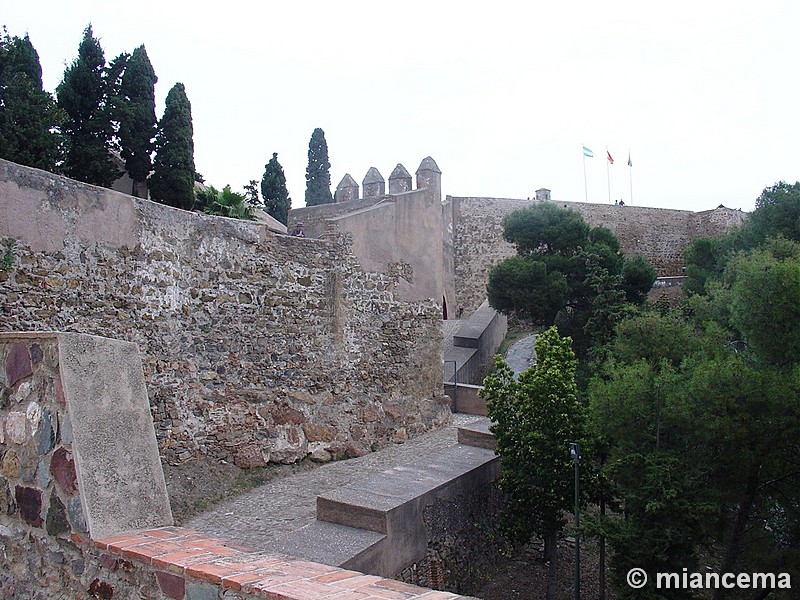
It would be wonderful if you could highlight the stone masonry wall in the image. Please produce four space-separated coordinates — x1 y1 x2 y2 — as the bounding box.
0 160 449 467
449 196 746 316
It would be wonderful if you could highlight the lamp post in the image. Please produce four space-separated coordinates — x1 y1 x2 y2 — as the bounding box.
569 442 581 600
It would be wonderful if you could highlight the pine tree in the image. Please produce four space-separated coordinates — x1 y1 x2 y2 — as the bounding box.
304 127 333 206
149 82 195 210
56 25 119 187
118 45 156 197
261 152 291 224
0 31 63 171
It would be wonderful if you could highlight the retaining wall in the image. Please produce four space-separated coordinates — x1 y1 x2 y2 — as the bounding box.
0 160 449 467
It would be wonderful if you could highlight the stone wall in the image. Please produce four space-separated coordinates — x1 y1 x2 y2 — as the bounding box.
396 481 505 595
448 196 746 316
0 160 449 467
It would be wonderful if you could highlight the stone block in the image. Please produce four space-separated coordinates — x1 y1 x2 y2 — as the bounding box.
457 418 496 450
303 423 336 442
46 493 69 536
57 333 173 538
5 343 32 387
36 409 55 455
50 447 78 496
66 495 87 533
15 485 43 527
234 444 268 469
156 570 185 600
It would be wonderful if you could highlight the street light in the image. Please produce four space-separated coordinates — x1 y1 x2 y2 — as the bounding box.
569 442 581 600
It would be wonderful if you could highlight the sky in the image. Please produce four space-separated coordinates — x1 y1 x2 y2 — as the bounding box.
5 1 799 213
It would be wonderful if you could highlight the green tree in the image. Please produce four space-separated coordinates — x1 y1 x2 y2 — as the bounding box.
304 127 333 206
621 253 658 304
243 180 260 206
722 238 800 366
488 203 654 360
149 82 195 210
56 25 119 187
198 184 255 220
483 327 584 600
261 152 291 224
590 308 800 598
503 201 590 256
118 45 157 197
0 30 63 171
684 181 800 295
748 181 800 244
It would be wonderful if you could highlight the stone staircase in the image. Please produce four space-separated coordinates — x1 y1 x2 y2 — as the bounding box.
264 417 497 579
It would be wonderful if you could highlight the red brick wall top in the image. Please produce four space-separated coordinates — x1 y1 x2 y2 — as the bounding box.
87 527 469 599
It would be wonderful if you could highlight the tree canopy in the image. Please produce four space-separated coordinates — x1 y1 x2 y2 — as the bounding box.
0 30 63 171
483 327 585 599
261 152 291 225
487 202 656 358
304 127 333 206
149 82 195 210
588 183 800 597
118 45 157 197
56 25 119 187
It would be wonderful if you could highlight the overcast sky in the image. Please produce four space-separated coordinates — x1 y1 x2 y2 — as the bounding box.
5 1 798 213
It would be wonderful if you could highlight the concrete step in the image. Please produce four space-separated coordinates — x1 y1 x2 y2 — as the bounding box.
265 520 385 569
457 416 496 450
315 442 498 576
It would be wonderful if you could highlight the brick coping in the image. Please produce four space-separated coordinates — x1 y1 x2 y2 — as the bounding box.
84 527 469 599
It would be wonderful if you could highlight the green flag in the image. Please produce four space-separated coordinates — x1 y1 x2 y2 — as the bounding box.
583 146 593 158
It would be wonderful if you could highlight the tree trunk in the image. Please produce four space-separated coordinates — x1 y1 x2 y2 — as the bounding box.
713 474 760 600
599 497 606 600
544 530 559 600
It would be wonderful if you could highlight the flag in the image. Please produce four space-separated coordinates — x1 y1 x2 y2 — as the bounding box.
627 152 632 167
583 146 593 158
607 150 614 164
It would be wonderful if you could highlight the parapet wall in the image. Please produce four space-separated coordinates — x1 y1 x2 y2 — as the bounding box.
0 159 449 467
449 196 746 315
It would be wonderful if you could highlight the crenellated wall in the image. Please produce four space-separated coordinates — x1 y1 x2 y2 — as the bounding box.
289 157 450 312
0 159 450 467
447 196 746 316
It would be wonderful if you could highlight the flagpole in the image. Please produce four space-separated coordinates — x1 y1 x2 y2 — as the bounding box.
606 148 611 203
628 151 633 204
583 153 588 203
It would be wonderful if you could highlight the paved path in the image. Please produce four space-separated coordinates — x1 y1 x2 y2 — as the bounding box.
505 334 536 378
185 413 483 551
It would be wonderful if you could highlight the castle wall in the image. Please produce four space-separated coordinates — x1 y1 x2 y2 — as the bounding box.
288 196 387 239
449 196 746 316
288 163 449 309
0 159 449 467
327 188 445 305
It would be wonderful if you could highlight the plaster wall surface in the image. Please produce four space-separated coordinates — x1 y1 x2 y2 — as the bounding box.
0 160 449 467
329 188 445 304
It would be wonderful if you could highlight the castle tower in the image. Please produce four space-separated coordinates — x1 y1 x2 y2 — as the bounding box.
415 156 442 203
388 164 413 194
535 188 551 201
335 173 359 203
363 167 385 198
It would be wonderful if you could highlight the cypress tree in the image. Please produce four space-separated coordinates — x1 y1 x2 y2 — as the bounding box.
56 25 119 187
261 152 291 225
304 127 333 206
118 45 156 197
149 82 195 210
0 31 63 171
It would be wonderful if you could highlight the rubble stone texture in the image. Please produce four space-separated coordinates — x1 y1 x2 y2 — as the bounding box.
0 159 449 468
